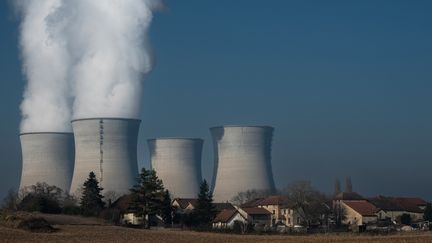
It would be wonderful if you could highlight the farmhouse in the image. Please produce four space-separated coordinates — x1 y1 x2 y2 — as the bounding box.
212 209 247 229
339 200 378 226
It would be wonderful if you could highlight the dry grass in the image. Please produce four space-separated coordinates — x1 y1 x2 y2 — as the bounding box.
0 225 431 243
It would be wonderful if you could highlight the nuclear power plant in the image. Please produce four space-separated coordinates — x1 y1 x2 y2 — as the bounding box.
19 122 276 202
69 118 140 196
210 126 276 202
19 132 75 192
148 138 203 198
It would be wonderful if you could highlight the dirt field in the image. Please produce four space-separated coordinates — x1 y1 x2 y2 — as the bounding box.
0 225 431 243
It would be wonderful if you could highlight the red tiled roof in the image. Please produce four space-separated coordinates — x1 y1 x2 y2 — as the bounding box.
343 200 378 216
241 195 291 208
241 207 271 215
240 198 264 208
394 197 427 213
368 196 405 211
213 209 240 223
214 202 235 212
255 195 290 206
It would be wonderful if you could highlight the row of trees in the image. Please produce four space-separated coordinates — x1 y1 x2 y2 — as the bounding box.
1 167 219 229
127 168 217 228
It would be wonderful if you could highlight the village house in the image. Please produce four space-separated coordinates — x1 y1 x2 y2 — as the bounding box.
171 198 198 214
394 197 427 221
339 200 378 226
238 207 272 227
369 196 427 222
369 196 408 221
212 209 247 229
249 195 304 227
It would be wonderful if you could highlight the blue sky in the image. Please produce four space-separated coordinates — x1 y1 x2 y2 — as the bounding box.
1 0 431 200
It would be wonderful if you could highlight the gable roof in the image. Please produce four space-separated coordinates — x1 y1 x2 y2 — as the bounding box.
368 196 405 212
241 207 271 215
111 194 134 212
343 200 378 217
255 195 290 206
240 198 264 208
241 195 292 208
214 202 235 212
172 198 198 209
334 192 364 200
213 209 244 223
394 197 427 213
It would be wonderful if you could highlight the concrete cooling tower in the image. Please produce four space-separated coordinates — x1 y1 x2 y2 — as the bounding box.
69 118 140 196
210 125 276 202
148 138 203 198
19 132 75 192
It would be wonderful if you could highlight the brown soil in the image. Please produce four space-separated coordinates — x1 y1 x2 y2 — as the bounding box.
0 225 431 243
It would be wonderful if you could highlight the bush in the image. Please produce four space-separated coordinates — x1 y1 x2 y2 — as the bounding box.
18 194 62 214
62 205 81 215
17 217 55 233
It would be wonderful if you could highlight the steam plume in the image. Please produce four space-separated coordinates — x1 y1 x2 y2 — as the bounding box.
17 0 161 132
60 0 161 119
17 0 72 133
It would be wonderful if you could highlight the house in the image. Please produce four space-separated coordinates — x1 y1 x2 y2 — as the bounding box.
110 195 144 225
212 209 247 229
214 202 236 212
172 198 198 213
369 196 407 221
394 197 427 222
238 207 272 227
340 200 378 226
369 196 427 222
240 195 306 227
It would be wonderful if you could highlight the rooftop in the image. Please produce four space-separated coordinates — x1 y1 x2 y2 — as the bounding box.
241 207 271 215
343 200 378 216
213 209 240 223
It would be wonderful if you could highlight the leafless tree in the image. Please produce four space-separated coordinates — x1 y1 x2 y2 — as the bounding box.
104 190 119 207
1 188 19 211
284 180 330 227
230 189 272 206
333 202 347 227
334 178 341 196
345 177 352 193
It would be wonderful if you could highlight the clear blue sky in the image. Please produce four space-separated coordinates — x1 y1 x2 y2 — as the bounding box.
1 0 431 200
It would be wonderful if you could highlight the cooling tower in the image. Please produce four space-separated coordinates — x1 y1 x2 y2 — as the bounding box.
211 125 276 202
148 138 203 198
69 118 140 196
19 132 75 192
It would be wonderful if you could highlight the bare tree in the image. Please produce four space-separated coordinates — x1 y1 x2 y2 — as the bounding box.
333 202 347 227
104 191 119 207
230 189 272 206
334 178 341 196
284 180 330 227
1 188 19 211
345 177 352 193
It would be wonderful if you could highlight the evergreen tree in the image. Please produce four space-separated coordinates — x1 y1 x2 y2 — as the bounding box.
424 203 432 222
129 168 165 228
161 190 173 227
192 180 217 227
80 172 105 216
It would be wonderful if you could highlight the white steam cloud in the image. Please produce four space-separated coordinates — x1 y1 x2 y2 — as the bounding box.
17 0 161 132
18 0 72 133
